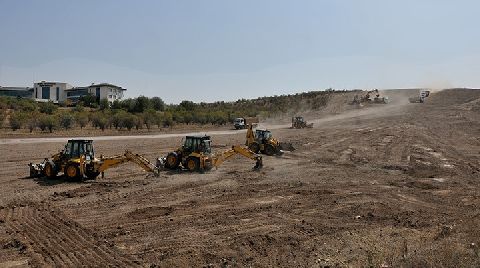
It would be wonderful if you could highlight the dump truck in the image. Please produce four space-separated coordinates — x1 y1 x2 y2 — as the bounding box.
161 135 262 172
234 117 259 129
245 124 294 155
409 90 430 103
29 139 159 180
291 116 313 129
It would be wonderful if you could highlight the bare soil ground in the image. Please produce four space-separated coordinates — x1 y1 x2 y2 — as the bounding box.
0 89 479 267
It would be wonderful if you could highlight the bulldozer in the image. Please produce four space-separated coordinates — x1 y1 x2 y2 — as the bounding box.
352 89 389 106
245 124 294 155
162 135 262 172
291 116 313 129
29 139 159 180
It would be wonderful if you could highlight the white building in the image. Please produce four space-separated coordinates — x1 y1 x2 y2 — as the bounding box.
33 81 73 103
88 83 126 103
32 81 126 103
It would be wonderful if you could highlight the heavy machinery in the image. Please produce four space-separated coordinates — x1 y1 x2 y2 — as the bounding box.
245 124 294 155
291 116 313 129
409 90 430 103
162 135 262 172
29 139 159 180
234 117 259 129
352 89 389 105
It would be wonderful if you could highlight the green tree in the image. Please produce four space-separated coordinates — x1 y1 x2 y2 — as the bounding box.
9 112 27 131
39 101 58 114
38 115 57 133
73 104 85 113
163 111 174 127
151 97 165 111
79 94 98 108
59 112 75 130
134 115 144 130
75 112 89 129
27 112 40 132
99 99 110 110
142 109 156 130
133 96 151 113
121 113 135 130
91 113 108 131
179 100 196 111
111 99 122 110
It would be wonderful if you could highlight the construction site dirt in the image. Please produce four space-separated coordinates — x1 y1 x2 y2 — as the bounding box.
1 89 479 267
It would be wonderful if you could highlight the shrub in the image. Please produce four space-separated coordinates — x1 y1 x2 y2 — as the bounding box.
75 112 89 129
142 109 156 130
59 112 75 130
9 112 27 131
39 101 58 114
99 99 110 110
91 113 108 131
151 97 165 111
38 115 57 133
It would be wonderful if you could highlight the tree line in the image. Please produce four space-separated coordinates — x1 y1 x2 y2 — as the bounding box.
0 89 341 133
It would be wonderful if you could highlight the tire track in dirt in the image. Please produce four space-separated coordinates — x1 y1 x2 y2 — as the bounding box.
0 204 141 267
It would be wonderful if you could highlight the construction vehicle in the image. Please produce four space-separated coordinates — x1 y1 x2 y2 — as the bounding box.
245 124 294 155
234 117 259 129
409 90 430 103
291 116 313 129
29 139 159 180
352 89 389 105
162 135 262 172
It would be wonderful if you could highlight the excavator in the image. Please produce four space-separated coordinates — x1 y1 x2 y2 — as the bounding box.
161 135 262 172
29 139 159 180
245 124 294 155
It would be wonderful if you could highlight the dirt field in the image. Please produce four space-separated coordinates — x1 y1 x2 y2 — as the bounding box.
1 89 479 267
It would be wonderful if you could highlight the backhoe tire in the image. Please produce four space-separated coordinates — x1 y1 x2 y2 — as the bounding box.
43 161 58 179
64 163 82 181
264 144 276 156
186 157 200 172
165 152 180 169
248 142 260 153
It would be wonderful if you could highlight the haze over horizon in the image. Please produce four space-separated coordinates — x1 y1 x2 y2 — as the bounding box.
1 0 479 103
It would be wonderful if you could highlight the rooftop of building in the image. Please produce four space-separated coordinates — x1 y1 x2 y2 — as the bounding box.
0 86 33 91
89 83 127 90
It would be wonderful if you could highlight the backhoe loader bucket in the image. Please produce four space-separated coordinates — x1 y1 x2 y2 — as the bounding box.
253 157 263 169
279 142 295 152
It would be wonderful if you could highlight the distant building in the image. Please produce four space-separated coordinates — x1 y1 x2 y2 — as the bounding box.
1 81 127 104
0 86 34 98
33 81 73 103
88 83 126 103
64 83 126 103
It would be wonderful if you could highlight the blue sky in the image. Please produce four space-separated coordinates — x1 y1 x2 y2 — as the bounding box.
0 0 479 103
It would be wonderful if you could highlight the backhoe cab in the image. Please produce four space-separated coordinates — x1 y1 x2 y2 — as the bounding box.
29 139 159 180
162 135 262 172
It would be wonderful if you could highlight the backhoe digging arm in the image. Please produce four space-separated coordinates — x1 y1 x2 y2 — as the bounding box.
212 145 262 169
97 150 159 175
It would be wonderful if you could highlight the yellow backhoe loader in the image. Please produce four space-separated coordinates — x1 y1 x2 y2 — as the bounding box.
161 135 262 172
245 124 294 155
291 116 313 129
29 139 159 180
